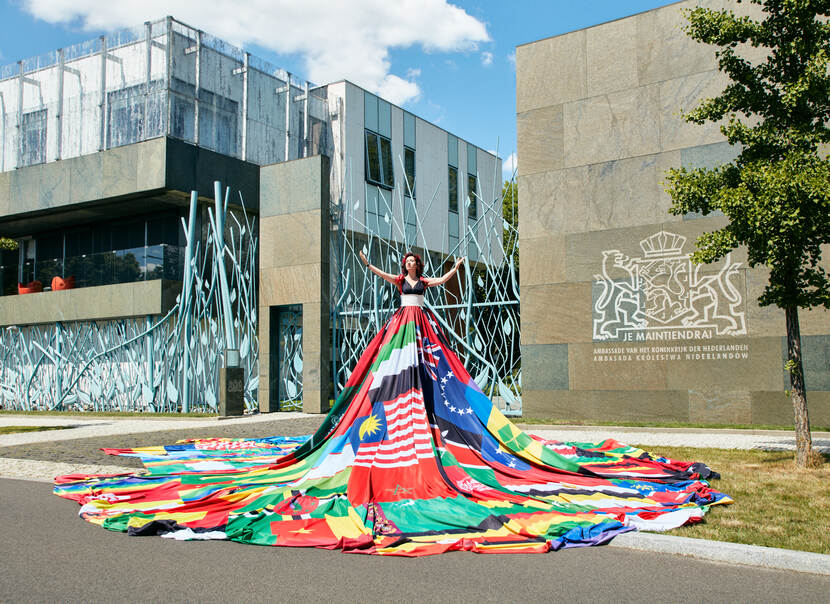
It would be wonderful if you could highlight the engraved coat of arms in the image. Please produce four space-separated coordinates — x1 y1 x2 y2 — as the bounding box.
592 231 747 341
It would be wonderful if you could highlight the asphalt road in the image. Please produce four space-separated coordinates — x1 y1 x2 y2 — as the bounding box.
2 478 829 604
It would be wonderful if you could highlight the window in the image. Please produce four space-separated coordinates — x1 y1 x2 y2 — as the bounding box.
448 133 459 251
403 195 417 245
366 185 392 239
448 166 459 250
108 86 143 148
365 130 394 189
198 88 238 156
467 173 478 220
466 142 478 221
107 82 165 149
404 147 415 197
19 109 47 167
364 91 393 189
448 166 458 213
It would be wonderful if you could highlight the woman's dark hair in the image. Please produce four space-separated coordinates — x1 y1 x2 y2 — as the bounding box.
400 252 424 278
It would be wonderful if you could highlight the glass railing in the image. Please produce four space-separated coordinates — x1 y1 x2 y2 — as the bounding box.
0 244 184 296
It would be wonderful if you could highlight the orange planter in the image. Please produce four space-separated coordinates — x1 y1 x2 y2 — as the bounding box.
18 280 43 294
51 275 76 291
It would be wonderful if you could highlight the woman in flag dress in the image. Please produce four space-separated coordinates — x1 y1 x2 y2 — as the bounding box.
55 251 731 555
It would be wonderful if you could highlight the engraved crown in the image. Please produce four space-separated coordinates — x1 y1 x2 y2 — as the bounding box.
639 231 686 258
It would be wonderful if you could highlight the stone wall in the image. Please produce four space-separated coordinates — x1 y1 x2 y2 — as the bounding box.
516 0 830 425
0 279 179 326
258 155 331 414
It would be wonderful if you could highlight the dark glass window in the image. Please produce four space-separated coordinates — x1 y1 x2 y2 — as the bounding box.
404 147 415 197
111 219 145 250
467 174 478 220
147 214 180 246
20 109 47 167
365 131 381 183
36 232 62 261
448 166 458 213
365 130 393 189
65 228 93 257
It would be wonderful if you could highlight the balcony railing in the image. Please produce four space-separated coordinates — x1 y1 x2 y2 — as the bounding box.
2 244 184 296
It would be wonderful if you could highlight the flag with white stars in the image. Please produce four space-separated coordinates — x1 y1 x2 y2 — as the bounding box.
55 302 731 555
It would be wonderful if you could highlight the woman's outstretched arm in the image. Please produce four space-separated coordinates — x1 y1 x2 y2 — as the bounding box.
424 257 465 287
359 251 399 286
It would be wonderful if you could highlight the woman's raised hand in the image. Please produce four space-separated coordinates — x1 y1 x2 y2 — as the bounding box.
359 251 368 266
455 256 466 268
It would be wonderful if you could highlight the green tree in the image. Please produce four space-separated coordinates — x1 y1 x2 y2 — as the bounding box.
502 180 519 274
0 238 18 251
665 0 830 467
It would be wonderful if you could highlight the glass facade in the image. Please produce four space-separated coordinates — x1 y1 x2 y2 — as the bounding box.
3 212 185 295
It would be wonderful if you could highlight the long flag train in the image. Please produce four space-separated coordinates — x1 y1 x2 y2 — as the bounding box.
55 305 731 556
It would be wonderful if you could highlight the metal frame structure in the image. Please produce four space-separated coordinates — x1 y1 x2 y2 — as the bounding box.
0 183 259 413
331 161 521 415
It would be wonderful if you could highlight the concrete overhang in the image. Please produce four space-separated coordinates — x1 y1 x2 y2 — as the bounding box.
0 279 180 326
0 137 260 237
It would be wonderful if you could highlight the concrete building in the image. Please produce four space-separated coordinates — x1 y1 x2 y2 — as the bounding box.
0 17 499 415
516 0 830 426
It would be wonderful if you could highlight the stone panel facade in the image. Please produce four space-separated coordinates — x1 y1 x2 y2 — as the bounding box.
516 0 830 425
258 155 331 414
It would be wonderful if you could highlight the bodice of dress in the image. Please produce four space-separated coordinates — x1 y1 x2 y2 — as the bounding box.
401 278 425 295
400 277 425 307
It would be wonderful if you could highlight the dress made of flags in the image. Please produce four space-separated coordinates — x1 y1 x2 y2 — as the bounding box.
55 276 731 556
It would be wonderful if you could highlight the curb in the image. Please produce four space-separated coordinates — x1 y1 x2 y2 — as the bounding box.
610 531 830 576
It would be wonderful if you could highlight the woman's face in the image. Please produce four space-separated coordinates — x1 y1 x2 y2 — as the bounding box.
405 256 417 272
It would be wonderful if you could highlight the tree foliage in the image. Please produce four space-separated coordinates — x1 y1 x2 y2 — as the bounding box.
502 179 519 274
666 0 830 308
665 0 830 467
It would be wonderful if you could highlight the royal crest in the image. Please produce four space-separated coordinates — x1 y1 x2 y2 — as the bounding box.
592 230 747 341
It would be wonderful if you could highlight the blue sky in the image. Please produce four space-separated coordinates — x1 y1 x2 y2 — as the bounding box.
0 0 679 178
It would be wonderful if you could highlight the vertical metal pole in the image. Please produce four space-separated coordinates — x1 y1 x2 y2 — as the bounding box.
16 61 23 168
194 30 201 145
165 17 173 137
56 48 64 161
241 52 249 161
214 182 235 349
144 21 151 141
55 323 62 408
180 190 198 413
99 35 107 151
303 81 309 157
146 315 154 409
284 73 291 161
143 219 148 280
0 91 6 171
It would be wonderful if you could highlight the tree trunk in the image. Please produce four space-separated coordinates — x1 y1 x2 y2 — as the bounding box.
785 306 813 467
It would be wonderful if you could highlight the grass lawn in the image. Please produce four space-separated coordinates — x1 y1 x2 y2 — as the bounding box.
0 425 72 435
520 417 830 432
639 444 830 555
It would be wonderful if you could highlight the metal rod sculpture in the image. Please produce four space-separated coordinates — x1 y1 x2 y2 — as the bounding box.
331 161 521 414
0 182 258 413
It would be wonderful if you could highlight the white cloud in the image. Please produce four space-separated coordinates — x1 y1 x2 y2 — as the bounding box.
502 152 517 180
507 51 516 70
21 0 490 105
481 51 493 67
